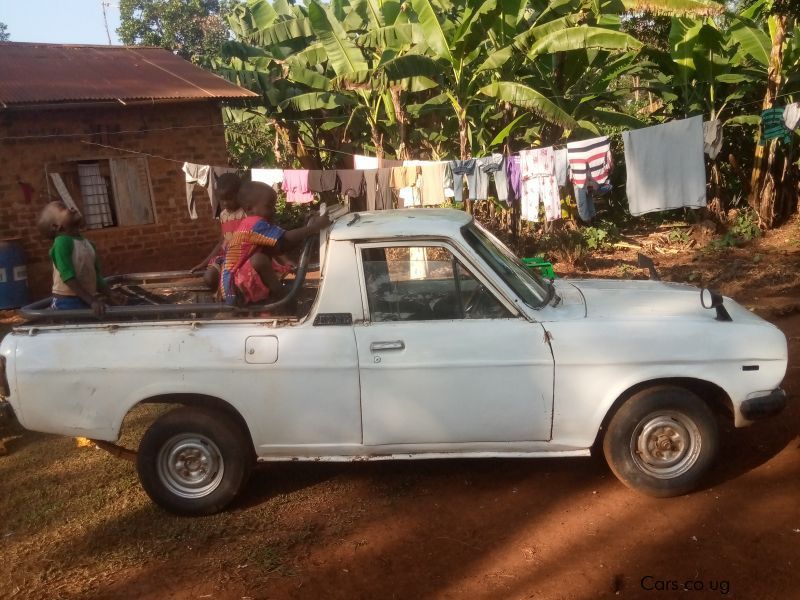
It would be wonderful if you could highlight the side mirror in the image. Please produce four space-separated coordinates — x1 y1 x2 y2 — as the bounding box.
700 288 732 321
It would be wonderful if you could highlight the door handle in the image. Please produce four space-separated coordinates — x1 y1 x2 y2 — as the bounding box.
370 340 405 352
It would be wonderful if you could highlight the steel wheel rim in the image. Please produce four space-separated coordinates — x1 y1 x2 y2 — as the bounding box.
157 434 225 499
631 411 702 479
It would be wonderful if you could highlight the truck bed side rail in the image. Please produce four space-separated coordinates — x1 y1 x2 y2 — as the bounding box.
19 235 316 323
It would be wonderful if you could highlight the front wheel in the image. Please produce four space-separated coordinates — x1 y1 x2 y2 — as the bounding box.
603 386 719 497
137 407 253 515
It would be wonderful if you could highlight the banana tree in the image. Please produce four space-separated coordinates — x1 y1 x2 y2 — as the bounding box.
739 0 799 227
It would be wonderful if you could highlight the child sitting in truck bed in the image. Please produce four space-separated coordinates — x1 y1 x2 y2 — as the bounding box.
37 200 113 316
193 173 247 290
221 182 329 306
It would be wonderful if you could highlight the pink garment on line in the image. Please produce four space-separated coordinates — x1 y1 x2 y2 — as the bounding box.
282 169 314 203
519 147 560 222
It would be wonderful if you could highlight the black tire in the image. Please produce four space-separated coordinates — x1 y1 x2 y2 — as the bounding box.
602 386 719 497
137 407 253 516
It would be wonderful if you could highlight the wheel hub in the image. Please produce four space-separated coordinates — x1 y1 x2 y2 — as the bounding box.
157 434 225 499
632 412 702 479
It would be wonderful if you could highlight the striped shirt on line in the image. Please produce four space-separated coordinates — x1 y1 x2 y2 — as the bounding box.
567 136 613 188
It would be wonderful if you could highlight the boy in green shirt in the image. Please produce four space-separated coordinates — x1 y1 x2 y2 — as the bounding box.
37 200 112 316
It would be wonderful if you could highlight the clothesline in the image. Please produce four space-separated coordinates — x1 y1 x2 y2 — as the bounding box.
1 90 797 143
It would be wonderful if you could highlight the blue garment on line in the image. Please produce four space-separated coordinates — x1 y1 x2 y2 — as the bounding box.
574 182 611 222
448 159 476 204
478 154 509 204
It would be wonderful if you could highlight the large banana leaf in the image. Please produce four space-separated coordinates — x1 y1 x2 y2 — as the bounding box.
220 41 274 61
478 15 580 72
451 0 497 56
272 0 301 18
725 114 760 126
729 21 770 67
479 82 578 129
292 43 328 67
590 109 647 128
279 91 357 111
349 0 385 29
489 113 529 146
669 18 702 87
357 24 417 50
410 0 453 63
250 17 313 46
308 0 369 77
377 54 443 82
286 63 333 90
248 0 279 29
527 26 643 58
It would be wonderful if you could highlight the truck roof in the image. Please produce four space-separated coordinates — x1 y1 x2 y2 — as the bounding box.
329 209 473 241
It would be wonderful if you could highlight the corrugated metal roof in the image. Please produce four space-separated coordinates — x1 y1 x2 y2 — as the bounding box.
0 42 259 106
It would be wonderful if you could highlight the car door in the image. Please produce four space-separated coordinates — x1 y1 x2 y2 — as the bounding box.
354 242 554 447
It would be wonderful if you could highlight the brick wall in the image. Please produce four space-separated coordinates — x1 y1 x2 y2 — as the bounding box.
0 101 229 298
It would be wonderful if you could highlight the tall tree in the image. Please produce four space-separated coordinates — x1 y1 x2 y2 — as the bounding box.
0 22 9 41
117 0 233 66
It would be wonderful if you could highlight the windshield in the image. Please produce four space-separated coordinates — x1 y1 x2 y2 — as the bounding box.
461 222 550 309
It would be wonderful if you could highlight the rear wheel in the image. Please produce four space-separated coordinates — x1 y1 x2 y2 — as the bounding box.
137 407 253 515
603 386 719 497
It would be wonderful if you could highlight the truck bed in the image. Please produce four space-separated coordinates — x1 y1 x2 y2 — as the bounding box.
19 237 320 324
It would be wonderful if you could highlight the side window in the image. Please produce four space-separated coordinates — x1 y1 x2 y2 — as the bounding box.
362 246 512 322
46 157 156 230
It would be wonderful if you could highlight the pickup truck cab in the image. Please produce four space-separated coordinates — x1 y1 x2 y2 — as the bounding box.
0 209 788 515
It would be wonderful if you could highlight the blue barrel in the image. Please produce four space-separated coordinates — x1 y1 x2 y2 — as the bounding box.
0 239 29 309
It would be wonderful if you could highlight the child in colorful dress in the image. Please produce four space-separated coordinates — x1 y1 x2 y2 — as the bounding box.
221 182 329 306
193 173 247 290
37 200 112 316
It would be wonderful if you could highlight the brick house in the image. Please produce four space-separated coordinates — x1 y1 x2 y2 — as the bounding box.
0 42 258 297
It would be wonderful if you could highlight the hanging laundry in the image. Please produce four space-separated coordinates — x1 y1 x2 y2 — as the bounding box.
354 154 380 169
448 159 476 204
390 166 419 207
402 161 428 206
783 102 800 131
519 148 560 222
443 163 455 199
702 120 724 160
622 115 706 217
567 136 612 188
282 170 314 203
478 154 508 204
506 155 521 201
554 149 569 187
251 168 284 189
182 162 210 219
418 163 447 206
364 169 378 210
760 107 792 145
379 157 404 168
567 136 612 222
208 167 237 217
375 168 394 210
337 170 365 199
308 170 338 193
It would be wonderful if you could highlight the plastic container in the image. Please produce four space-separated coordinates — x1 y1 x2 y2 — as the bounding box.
0 239 29 309
522 257 556 279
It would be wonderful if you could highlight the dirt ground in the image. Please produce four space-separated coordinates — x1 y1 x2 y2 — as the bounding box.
2 219 800 599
